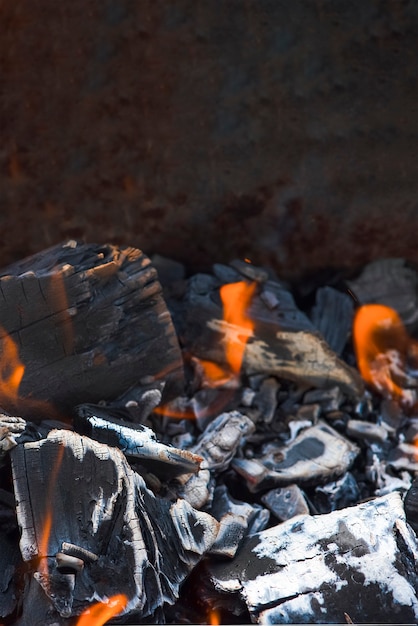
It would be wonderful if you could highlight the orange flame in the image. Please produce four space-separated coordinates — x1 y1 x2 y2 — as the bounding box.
219 281 256 375
353 304 417 404
0 328 25 407
208 608 221 625
37 442 66 577
76 594 128 626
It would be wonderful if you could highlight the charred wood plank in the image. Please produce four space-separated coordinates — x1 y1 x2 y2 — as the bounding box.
0 241 184 418
207 491 418 624
10 429 218 621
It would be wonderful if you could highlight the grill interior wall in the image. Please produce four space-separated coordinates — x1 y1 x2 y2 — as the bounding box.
1 0 417 276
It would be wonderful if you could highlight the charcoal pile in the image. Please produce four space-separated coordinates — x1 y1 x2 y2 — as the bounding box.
0 242 417 625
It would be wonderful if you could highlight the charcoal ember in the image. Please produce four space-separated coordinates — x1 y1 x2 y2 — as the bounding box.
192 411 255 472
253 377 280 424
209 485 269 536
10 430 218 621
388 442 418 472
310 472 360 514
176 411 255 509
172 271 363 398
229 259 270 283
404 477 418 535
0 521 21 619
346 258 418 332
295 402 321 422
208 485 269 558
303 385 344 413
261 484 309 521
346 418 389 443
0 415 27 462
310 285 354 355
0 242 184 418
232 421 359 491
207 492 418 624
75 404 202 478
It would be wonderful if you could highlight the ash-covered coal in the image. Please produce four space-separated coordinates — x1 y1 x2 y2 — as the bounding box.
0 248 417 624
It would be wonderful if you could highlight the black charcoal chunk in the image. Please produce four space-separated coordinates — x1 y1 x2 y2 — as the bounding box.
238 421 359 490
346 419 389 443
207 492 418 624
261 484 309 521
310 285 354 355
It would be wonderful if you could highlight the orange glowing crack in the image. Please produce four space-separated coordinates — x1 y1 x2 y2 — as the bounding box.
76 594 128 626
353 304 417 404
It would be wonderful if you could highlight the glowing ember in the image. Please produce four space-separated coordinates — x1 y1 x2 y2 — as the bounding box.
76 594 128 626
219 280 256 376
353 304 416 404
0 327 25 408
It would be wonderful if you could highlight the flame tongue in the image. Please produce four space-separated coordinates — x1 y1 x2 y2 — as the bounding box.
76 594 128 626
219 280 256 376
0 328 25 408
353 304 417 404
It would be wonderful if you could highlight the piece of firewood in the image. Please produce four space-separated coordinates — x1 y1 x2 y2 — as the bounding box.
171 272 363 398
0 241 184 418
10 429 219 621
206 491 418 623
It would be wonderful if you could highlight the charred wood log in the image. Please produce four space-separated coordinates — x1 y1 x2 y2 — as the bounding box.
10 430 218 623
170 268 363 398
206 491 418 624
0 241 184 419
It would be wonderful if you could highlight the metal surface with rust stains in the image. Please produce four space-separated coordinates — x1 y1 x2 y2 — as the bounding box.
0 1 417 277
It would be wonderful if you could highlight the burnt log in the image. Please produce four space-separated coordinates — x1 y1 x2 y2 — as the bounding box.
171 267 363 398
0 241 184 418
207 491 418 624
10 429 219 623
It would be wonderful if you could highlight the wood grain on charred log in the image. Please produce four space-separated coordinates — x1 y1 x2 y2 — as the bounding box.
0 241 184 418
10 430 218 621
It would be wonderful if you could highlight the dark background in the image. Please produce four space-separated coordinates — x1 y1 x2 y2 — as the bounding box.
1 0 417 278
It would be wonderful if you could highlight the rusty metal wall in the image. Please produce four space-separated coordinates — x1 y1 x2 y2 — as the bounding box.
1 1 417 277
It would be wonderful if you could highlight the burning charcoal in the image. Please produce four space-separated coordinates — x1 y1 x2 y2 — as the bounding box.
311 472 360 514
303 385 344 413
261 484 309 521
234 421 359 491
404 477 418 535
75 404 202 478
112 383 164 422
346 258 418 331
388 442 418 472
192 410 255 472
10 430 219 622
210 485 269 535
310 285 354 355
0 242 184 419
212 263 241 284
0 523 21 620
0 415 27 462
346 418 389 443
177 411 255 509
295 402 321 422
207 492 418 624
229 259 269 283
253 377 280 424
173 270 363 398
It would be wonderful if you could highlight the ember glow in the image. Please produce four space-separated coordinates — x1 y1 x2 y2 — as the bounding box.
37 442 66 577
219 280 256 376
208 608 221 625
353 304 416 404
76 594 128 626
0 327 25 408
